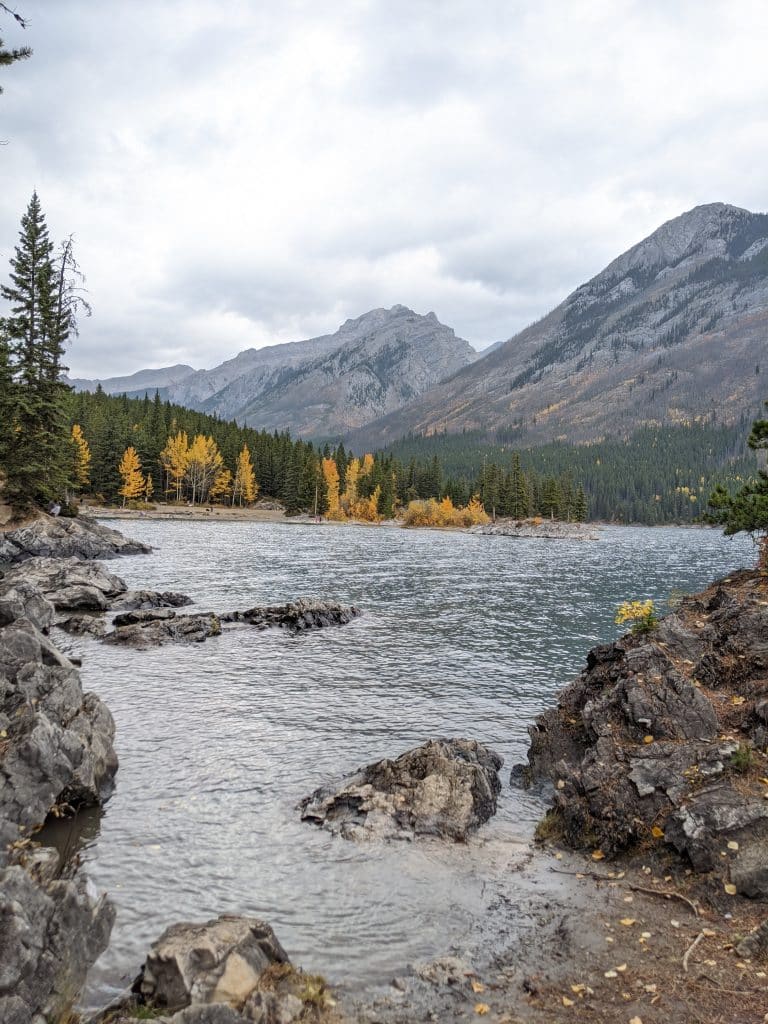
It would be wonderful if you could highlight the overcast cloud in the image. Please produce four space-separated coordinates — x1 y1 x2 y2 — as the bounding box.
1 0 767 377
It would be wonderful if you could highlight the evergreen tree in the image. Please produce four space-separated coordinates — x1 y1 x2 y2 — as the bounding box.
0 194 78 508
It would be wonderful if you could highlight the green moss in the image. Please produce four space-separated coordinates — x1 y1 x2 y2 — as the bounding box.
534 808 566 845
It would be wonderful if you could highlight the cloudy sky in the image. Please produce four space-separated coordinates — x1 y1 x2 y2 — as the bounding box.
1 0 767 378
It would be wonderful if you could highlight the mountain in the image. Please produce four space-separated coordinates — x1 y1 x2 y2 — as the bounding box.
349 203 768 450
67 364 196 399
71 305 478 438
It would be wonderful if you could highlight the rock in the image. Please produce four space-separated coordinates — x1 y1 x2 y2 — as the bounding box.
103 610 222 647
222 598 359 631
735 918 768 960
300 738 503 841
0 579 55 632
0 513 150 564
0 619 118 850
1 556 127 610
135 916 288 1012
57 613 108 638
467 519 599 541
111 589 193 611
0 864 114 1024
521 568 768 890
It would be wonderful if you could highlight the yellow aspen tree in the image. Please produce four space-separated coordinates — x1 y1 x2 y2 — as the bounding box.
209 468 232 503
70 424 91 488
118 447 145 505
322 458 343 519
341 457 360 514
184 434 224 504
160 430 190 502
144 473 154 502
232 444 257 505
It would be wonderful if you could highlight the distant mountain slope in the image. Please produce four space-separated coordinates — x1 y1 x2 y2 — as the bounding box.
349 203 768 449
72 306 478 438
68 364 196 396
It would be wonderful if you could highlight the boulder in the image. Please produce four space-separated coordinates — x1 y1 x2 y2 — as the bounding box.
0 579 56 632
222 599 359 631
0 514 150 564
1 556 127 610
300 738 503 841
0 619 118 851
103 610 222 647
0 864 115 1024
111 589 193 611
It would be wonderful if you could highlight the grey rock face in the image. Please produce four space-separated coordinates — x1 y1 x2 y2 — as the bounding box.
0 514 150 564
1 556 127 613
0 865 115 1024
0 618 118 845
111 589 192 611
69 305 479 438
522 568 768 896
300 738 503 841
0 576 118 1023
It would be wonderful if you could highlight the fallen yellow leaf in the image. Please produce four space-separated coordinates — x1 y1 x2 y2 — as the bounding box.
630 1017 644 1024
474 1004 490 1016
643 735 654 744
724 883 737 895
727 840 739 851
616 963 628 972
471 981 485 994
620 918 636 927
562 995 575 1006
604 970 618 979
651 826 664 838
570 984 586 994
592 850 605 860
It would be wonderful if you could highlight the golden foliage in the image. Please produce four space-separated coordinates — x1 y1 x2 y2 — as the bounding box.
118 446 145 502
232 444 257 505
402 494 490 528
160 430 189 501
70 424 91 488
322 458 342 519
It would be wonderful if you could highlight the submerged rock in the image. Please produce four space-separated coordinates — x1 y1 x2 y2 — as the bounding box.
521 568 768 895
299 738 503 841
0 513 150 564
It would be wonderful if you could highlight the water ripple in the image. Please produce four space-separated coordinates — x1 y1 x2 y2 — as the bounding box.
74 522 752 1007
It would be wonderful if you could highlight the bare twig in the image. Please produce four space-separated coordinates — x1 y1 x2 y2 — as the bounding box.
0 3 27 29
683 931 705 972
627 883 700 918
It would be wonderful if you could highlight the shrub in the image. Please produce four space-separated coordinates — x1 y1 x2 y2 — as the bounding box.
615 599 658 634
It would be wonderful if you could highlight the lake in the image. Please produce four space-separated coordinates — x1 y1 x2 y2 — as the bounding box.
67 521 754 1008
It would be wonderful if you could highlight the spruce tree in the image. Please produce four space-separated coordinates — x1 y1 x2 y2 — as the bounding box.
0 194 75 507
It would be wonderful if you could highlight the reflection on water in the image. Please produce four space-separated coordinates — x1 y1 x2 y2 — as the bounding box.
71 521 752 1008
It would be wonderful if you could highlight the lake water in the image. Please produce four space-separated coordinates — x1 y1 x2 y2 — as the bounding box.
67 521 754 1008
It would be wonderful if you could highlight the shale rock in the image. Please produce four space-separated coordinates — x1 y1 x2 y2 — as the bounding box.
0 578 56 631
0 513 150 564
111 589 192 611
522 568 768 895
300 738 503 841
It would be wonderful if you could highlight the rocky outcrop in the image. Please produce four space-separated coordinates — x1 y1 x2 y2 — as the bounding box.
103 609 223 647
101 915 336 1024
0 572 118 1022
112 589 192 611
522 568 768 895
222 599 359 632
0 513 150 564
104 600 360 647
2 555 127 611
467 519 599 541
300 738 503 841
